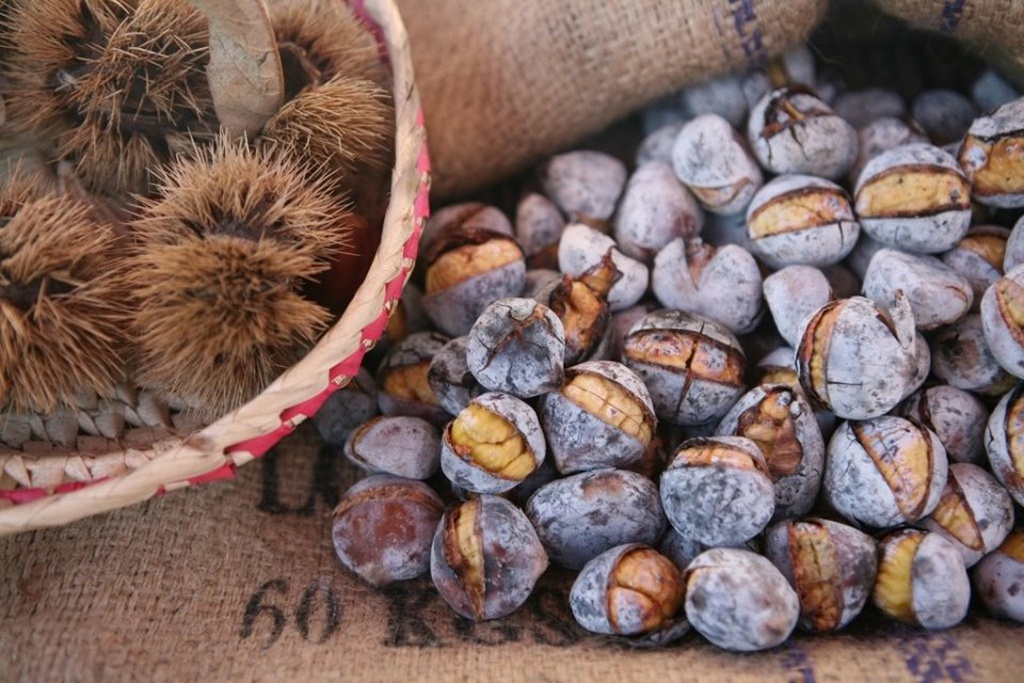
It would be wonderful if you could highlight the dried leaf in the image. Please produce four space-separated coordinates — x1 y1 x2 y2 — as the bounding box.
189 0 284 137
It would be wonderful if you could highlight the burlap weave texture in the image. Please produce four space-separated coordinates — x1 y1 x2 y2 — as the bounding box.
394 0 828 199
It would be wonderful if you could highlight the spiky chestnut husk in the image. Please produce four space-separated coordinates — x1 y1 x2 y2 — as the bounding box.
261 76 395 191
0 172 130 413
127 137 361 417
264 0 387 91
1 0 216 197
261 0 395 205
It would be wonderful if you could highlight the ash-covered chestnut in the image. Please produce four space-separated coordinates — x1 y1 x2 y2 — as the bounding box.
622 309 747 426
912 89 979 146
742 45 817 107
534 264 614 366
832 88 906 128
427 336 485 416
973 528 1024 623
515 191 566 269
854 143 972 254
465 297 565 398
332 475 445 587
898 384 989 465
984 384 1024 507
919 462 1015 567
421 215 525 338
862 249 973 330
525 468 666 570
762 266 833 349
660 436 775 546
539 360 655 474
942 225 1009 307
824 416 948 529
678 72 748 128
747 86 858 180
312 368 378 448
872 528 970 630
376 331 451 426
1006 215 1024 272
636 121 684 167
981 264 1024 378
539 150 627 223
344 415 440 480
972 69 1020 113
930 314 1017 396
440 391 545 494
569 544 685 637
958 97 1024 208
557 223 648 311
684 547 800 652
764 517 878 633
419 202 514 257
671 114 763 215
613 161 704 263
521 269 563 299
745 174 859 269
431 495 548 621
714 385 824 520
651 238 762 334
848 116 928 186
796 295 919 420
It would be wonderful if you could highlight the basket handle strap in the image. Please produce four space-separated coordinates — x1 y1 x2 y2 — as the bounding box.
189 0 284 138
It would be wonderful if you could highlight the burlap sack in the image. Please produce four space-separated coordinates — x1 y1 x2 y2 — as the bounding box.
2 422 1023 682
394 0 828 199
873 0 1024 84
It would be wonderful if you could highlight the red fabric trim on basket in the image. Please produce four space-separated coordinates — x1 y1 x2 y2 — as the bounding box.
2 479 98 504
187 463 237 486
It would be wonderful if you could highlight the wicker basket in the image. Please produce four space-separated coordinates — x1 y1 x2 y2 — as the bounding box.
0 0 430 535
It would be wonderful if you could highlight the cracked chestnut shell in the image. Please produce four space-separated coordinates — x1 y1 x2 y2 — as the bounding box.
465 297 565 398
747 86 858 180
376 331 451 426
854 143 971 254
440 391 545 494
872 528 970 630
745 174 859 268
622 309 746 426
535 260 616 366
984 383 1024 507
796 294 918 420
919 462 1015 567
660 435 775 547
672 113 763 215
764 517 877 633
958 96 1024 208
981 263 1024 379
824 415 948 529
422 218 526 337
539 360 656 474
714 385 824 520
569 544 684 637
430 495 548 621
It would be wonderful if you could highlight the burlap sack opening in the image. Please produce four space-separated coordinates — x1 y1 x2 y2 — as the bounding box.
0 0 430 535
872 0 1024 87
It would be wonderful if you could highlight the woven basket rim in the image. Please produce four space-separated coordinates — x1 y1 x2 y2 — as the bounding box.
0 0 430 535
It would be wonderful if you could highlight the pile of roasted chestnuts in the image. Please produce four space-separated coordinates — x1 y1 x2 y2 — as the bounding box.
323 43 1024 652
